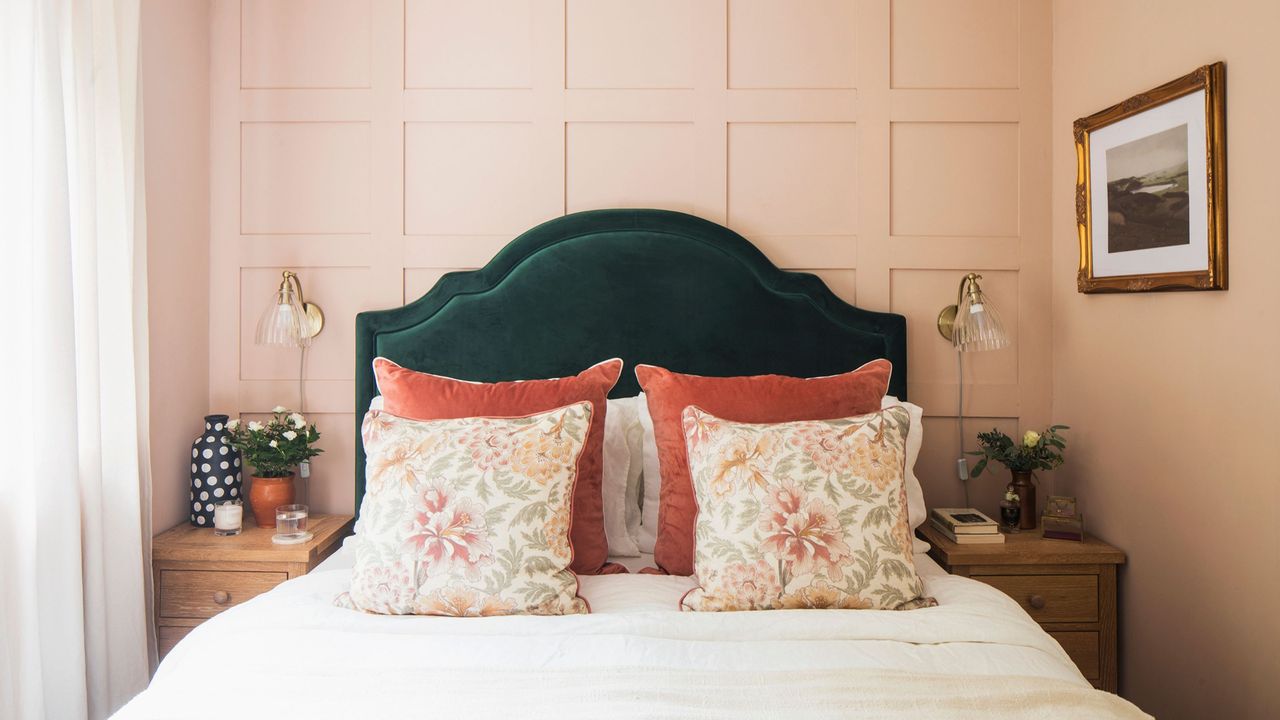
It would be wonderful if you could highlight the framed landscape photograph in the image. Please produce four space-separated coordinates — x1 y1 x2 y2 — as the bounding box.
1074 63 1227 293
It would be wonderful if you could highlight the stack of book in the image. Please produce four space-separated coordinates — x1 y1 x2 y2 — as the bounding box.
929 508 1005 544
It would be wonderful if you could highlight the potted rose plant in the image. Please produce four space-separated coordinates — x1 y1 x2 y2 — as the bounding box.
226 407 322 527
969 425 1067 530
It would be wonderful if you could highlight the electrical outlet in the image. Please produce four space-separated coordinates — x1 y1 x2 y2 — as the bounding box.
299 460 311 479
955 457 969 481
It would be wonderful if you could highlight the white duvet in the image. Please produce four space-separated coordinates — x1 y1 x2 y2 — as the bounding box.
115 549 1148 719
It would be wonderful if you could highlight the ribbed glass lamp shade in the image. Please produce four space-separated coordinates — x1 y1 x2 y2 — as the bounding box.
952 286 1009 352
255 287 310 348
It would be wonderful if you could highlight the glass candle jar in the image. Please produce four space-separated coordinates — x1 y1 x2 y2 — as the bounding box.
213 502 242 536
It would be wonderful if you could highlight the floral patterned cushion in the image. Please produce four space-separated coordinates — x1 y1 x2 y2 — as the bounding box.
340 403 593 616
680 406 935 612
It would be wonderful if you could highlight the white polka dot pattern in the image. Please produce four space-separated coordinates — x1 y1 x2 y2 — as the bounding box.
190 415 244 526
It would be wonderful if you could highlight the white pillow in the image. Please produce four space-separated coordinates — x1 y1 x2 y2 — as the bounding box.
882 396 929 554
602 397 642 557
621 399 645 548
637 393 660 554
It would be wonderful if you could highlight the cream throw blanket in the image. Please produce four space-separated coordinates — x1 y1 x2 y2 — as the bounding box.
116 561 1152 719
121 666 1149 719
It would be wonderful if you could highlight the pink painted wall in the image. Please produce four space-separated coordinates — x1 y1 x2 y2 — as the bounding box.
142 0 212 533
1051 1 1280 715
206 0 1055 521
136 1 1279 713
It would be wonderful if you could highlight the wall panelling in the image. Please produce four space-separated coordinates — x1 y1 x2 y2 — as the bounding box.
211 0 1051 517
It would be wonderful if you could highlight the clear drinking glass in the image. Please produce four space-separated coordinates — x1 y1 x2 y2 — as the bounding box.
273 504 311 544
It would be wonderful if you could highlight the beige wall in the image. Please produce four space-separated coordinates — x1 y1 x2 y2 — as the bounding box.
142 0 212 532
208 0 1053 518
1051 1 1280 716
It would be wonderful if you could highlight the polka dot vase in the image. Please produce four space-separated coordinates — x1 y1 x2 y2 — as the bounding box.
189 414 243 527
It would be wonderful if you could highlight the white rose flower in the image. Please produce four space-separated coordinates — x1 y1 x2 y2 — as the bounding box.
247 421 264 432
282 430 298 441
289 412 306 429
226 418 240 431
269 440 278 448
1023 430 1041 448
272 405 288 414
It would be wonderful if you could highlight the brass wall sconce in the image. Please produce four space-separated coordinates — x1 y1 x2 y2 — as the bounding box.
937 272 1010 507
256 270 324 347
937 272 1009 351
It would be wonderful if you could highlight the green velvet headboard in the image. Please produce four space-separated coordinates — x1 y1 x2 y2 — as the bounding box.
354 209 906 515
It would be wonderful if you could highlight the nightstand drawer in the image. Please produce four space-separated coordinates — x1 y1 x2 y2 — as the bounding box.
1050 631 1100 681
157 626 193 657
159 569 286 619
974 574 1098 623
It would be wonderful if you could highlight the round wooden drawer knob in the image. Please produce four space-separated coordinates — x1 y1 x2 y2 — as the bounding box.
213 590 231 605
1028 594 1046 609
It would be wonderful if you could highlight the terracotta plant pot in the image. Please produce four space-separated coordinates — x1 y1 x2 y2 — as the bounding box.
1010 470 1037 530
248 474 296 528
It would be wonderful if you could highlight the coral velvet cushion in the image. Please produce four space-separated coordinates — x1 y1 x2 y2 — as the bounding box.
679 406 934 612
373 357 623 575
635 359 893 576
341 404 591 616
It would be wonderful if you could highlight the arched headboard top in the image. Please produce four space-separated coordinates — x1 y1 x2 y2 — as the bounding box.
354 209 907 511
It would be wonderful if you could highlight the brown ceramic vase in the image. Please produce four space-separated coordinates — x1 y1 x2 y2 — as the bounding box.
1010 470 1037 530
248 475 296 528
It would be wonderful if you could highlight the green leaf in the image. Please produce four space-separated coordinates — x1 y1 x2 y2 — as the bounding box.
703 536 747 564
511 501 548 527
483 502 512 527
523 556 559 574
861 504 892 529
837 503 861 529
736 498 762 533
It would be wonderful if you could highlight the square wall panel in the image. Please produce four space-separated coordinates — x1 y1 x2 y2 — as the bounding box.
241 122 371 234
241 0 372 88
889 268 1018 389
891 0 1019 89
405 0 532 88
304 413 356 514
891 122 1018 237
566 1 694 89
729 0 856 89
918 417 1021 515
404 122 537 235
566 123 695 213
728 123 857 237
240 267 374 381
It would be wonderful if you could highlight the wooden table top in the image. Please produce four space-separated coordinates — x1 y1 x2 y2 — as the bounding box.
153 513 354 564
917 520 1126 566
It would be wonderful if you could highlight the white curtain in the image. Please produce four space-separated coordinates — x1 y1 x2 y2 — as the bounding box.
0 1 153 719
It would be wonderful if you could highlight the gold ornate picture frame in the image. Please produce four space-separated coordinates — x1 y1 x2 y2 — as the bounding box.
1075 63 1227 293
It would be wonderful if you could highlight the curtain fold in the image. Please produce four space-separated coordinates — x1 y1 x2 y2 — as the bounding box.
0 1 152 718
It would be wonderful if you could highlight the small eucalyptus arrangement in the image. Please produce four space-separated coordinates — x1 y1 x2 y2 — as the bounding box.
968 425 1069 477
226 407 323 478
971 425 1068 531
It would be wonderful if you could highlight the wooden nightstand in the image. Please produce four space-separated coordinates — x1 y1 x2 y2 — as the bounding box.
916 521 1126 693
152 513 353 658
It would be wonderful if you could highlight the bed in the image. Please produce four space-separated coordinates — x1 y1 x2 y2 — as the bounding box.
116 210 1146 719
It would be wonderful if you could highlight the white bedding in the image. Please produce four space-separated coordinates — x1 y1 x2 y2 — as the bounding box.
116 547 1147 719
